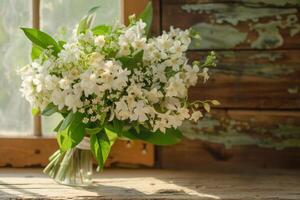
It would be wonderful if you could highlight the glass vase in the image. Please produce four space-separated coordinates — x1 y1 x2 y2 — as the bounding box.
44 137 93 186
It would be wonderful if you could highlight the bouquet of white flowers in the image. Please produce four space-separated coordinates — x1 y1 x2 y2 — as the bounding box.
19 3 217 186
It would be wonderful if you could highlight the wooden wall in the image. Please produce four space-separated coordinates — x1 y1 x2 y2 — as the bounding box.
152 0 300 169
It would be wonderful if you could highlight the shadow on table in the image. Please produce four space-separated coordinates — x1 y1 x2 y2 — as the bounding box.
0 180 210 199
82 183 215 199
0 180 48 199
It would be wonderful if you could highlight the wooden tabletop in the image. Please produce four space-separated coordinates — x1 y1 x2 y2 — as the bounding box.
0 168 299 199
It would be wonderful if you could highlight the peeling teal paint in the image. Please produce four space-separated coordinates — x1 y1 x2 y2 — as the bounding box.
250 16 300 49
213 52 296 78
251 21 284 49
249 52 283 61
181 3 297 26
189 23 247 49
241 0 300 6
271 124 300 138
215 63 295 78
287 86 299 94
183 3 300 49
180 116 300 150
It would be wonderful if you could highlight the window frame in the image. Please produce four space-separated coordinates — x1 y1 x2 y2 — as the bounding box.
0 0 155 168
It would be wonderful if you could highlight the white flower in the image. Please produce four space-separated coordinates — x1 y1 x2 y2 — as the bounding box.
51 89 65 110
65 93 82 112
90 52 104 68
44 75 59 90
200 67 210 83
59 78 71 90
184 64 199 86
94 35 105 47
32 74 45 93
169 40 185 57
58 43 82 63
167 114 183 129
115 100 130 120
164 97 181 111
80 71 99 97
127 84 143 97
132 38 146 50
190 111 203 122
145 88 163 104
166 74 187 98
153 114 170 133
130 100 148 122
82 117 89 124
157 33 171 51
117 44 131 56
112 68 130 90
177 107 190 120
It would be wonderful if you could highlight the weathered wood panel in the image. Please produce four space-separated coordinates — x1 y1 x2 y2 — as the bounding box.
0 138 154 167
160 139 300 169
159 110 300 169
162 0 300 50
188 50 300 109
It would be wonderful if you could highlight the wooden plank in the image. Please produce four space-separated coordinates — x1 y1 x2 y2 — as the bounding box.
123 0 149 25
0 168 300 199
159 110 300 169
188 50 300 109
123 0 161 35
162 0 300 50
0 138 154 167
152 0 161 36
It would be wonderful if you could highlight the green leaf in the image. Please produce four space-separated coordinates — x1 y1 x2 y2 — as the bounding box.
105 128 118 145
86 127 103 135
113 119 123 136
203 103 211 112
77 6 100 35
57 112 85 151
20 27 61 56
211 100 221 106
77 17 89 35
90 131 111 171
92 25 112 35
138 1 153 36
122 126 183 145
59 112 81 132
31 44 43 61
54 120 63 132
58 40 66 48
41 103 58 116
31 107 40 116
118 50 143 70
57 123 85 152
88 6 100 15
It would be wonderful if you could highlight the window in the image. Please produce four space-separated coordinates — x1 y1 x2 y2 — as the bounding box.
0 0 121 136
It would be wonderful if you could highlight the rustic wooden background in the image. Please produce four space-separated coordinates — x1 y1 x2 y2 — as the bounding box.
152 0 300 169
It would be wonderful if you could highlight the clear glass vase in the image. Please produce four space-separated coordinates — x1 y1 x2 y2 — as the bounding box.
44 137 93 186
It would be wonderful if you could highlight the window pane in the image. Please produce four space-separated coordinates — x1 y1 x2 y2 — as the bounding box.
41 0 121 135
0 1 32 136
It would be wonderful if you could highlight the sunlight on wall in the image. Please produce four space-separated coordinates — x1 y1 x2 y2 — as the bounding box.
0 0 120 136
0 1 32 136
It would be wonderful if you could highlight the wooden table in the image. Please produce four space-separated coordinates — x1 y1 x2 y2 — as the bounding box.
0 168 299 199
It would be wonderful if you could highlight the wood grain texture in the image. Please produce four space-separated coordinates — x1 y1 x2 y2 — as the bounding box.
188 50 300 109
1 168 300 199
0 138 154 168
162 0 300 50
160 139 300 170
159 110 300 169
